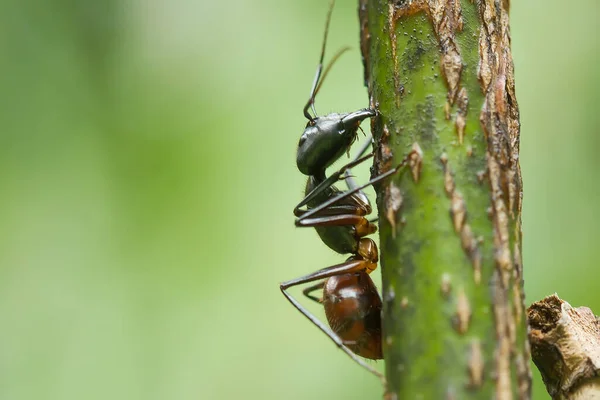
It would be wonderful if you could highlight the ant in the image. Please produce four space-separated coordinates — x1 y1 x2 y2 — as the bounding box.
280 0 413 382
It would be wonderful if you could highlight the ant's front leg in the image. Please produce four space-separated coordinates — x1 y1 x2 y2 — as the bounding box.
295 131 374 217
342 137 373 208
293 152 374 217
300 151 417 221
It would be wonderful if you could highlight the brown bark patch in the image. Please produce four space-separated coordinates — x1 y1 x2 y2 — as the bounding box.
409 142 423 182
440 154 482 284
477 0 528 397
441 273 452 298
385 182 403 238
453 288 472 334
455 87 469 144
467 339 484 388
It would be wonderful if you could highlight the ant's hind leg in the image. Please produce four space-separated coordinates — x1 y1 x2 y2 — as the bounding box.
302 281 325 303
280 258 385 382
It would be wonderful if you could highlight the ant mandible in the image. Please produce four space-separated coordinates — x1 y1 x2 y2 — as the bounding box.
280 0 413 382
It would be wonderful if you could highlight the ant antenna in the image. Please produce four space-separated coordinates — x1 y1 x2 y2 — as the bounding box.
303 0 336 122
313 46 351 100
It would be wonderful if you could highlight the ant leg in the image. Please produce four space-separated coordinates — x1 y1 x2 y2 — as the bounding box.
294 112 377 217
299 167 401 221
282 258 364 288
344 134 374 207
296 204 366 219
302 281 324 303
281 288 384 381
280 259 385 382
295 214 376 240
346 134 373 173
294 153 374 217
294 130 376 218
300 151 416 221
296 214 364 227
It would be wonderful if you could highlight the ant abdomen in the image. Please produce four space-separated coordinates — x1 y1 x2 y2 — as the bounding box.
323 271 383 360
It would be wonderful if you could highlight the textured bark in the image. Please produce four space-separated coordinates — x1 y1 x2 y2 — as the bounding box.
358 0 531 398
529 295 600 400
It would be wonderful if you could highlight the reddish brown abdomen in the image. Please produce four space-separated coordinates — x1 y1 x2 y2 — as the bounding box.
322 272 382 359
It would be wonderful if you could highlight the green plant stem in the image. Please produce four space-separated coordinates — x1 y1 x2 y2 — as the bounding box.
358 0 531 398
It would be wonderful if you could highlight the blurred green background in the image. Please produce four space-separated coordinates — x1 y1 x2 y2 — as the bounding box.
0 0 598 399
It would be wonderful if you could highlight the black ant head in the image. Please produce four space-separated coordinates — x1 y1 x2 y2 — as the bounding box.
296 109 375 176
295 0 376 177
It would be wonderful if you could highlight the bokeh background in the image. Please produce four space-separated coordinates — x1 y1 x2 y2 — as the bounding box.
1 0 598 399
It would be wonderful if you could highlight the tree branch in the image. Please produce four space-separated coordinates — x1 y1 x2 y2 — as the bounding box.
359 0 531 398
528 295 600 400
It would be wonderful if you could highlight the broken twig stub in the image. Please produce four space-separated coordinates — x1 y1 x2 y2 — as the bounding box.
529 295 600 400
